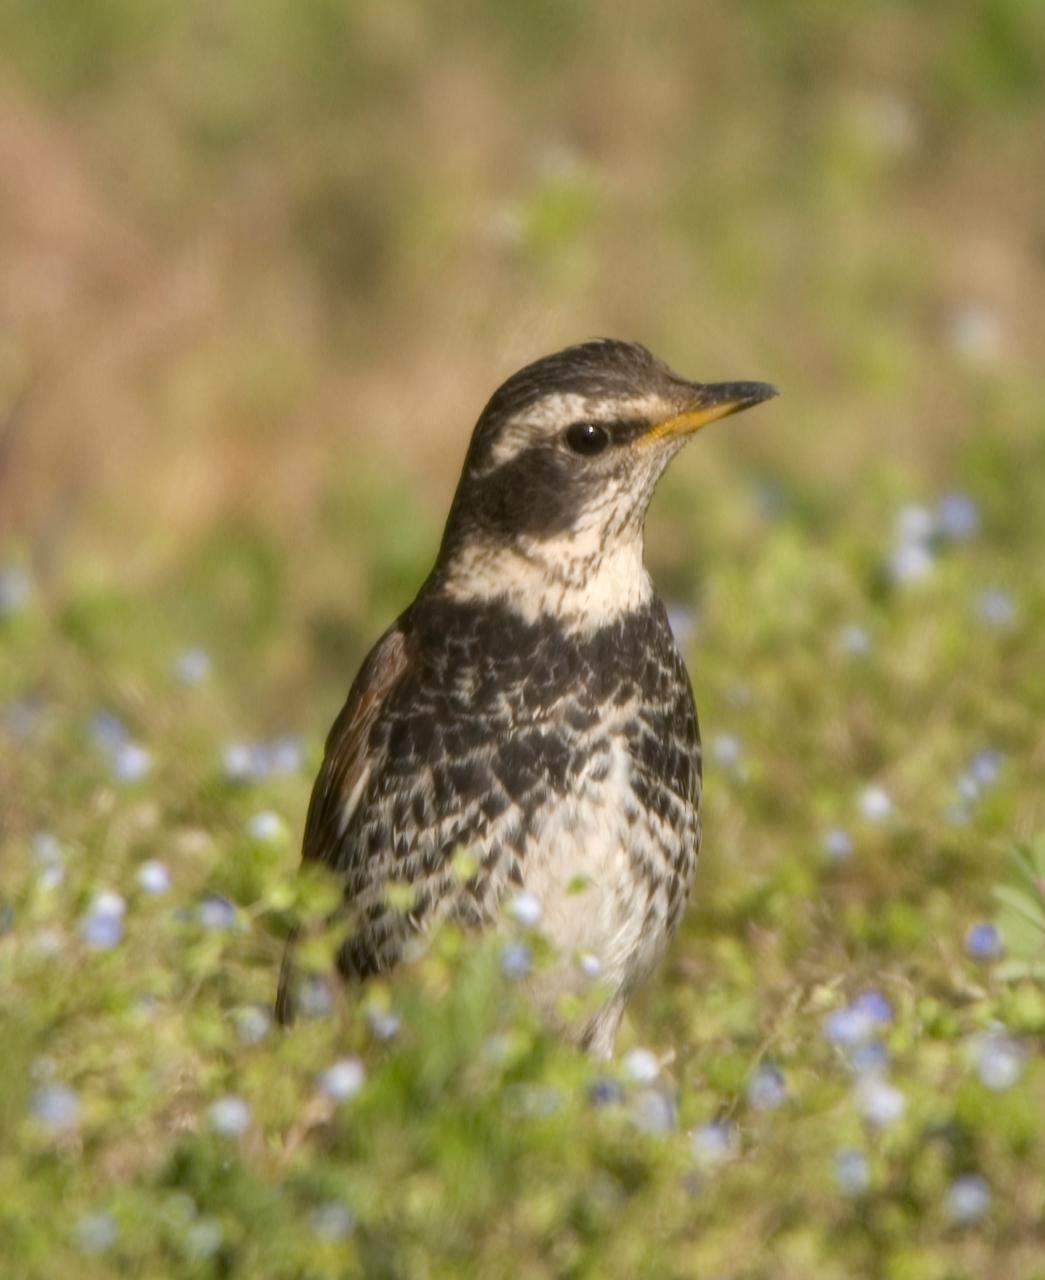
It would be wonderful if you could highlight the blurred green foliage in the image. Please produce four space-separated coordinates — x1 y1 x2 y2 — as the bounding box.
2 0 1045 1277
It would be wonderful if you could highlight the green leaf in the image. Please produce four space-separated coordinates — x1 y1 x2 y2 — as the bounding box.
992 884 1045 932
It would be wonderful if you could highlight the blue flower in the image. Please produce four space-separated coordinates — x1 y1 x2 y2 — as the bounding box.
366 1008 401 1040
197 895 236 930
847 1041 889 1076
665 603 697 648
222 736 303 782
310 1202 354 1241
499 940 532 980
208 1095 250 1136
267 736 303 774
887 541 934 587
690 1121 735 1167
90 711 130 752
936 493 980 542
622 1047 661 1084
246 810 285 842
631 1088 675 1135
947 1174 990 1224
588 1078 625 1107
854 1075 905 1127
80 891 126 948
136 860 171 895
858 786 893 823
822 828 854 861
965 923 1002 961
711 733 743 770
31 1083 80 1133
317 1058 365 1101
507 891 542 927
894 503 934 545
969 1030 1022 1091
298 977 334 1018
222 742 255 780
73 1211 117 1255
173 648 211 686
747 1063 787 1111
852 989 892 1024
836 624 872 658
968 749 1002 787
956 774 980 803
234 1007 271 1045
975 588 1016 630
92 890 126 919
823 1006 875 1047
955 749 1003 811
182 1219 223 1259
81 913 123 949
834 1148 870 1196
33 832 64 891
112 741 151 783
32 832 62 865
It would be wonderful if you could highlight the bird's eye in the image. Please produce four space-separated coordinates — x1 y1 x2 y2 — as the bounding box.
564 422 610 456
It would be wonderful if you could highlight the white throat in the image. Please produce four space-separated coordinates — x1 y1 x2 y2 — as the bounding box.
439 527 652 632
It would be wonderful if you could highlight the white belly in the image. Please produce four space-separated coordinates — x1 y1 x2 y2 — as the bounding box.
515 747 679 999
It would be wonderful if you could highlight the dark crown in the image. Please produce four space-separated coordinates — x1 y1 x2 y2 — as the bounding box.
471 339 687 450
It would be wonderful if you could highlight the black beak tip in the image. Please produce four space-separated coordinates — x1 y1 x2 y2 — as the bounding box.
738 381 780 407
688 379 780 411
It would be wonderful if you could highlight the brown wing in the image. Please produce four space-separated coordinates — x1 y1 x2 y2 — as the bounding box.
302 622 414 867
275 620 414 1024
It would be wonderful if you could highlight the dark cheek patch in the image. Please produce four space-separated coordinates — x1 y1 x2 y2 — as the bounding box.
471 445 602 539
453 414 652 544
608 417 651 447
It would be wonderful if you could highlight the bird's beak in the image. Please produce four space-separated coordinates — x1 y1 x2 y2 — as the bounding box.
638 381 778 446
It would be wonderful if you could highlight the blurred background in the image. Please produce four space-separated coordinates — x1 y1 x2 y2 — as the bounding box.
3 6 1045 1274
3 2 1044 693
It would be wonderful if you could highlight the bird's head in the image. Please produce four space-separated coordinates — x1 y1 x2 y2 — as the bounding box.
433 339 777 627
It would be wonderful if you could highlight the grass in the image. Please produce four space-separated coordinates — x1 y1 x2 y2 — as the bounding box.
2 1 1045 1276
3 424 1043 1278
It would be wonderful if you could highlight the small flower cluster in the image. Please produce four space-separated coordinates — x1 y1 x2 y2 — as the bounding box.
89 711 152 783
883 496 1017 638
948 748 1003 825
80 890 127 950
222 737 303 783
587 1046 676 1136
822 990 905 1126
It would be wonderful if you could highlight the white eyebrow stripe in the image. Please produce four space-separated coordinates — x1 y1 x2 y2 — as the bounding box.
481 392 673 471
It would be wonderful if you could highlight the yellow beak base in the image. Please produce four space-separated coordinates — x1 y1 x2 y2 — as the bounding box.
638 380 778 446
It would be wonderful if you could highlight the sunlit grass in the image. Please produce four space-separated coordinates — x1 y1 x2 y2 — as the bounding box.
2 0 1045 1274
4 441 1044 1275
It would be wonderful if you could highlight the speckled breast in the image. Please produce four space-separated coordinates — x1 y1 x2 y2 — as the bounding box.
334 595 702 994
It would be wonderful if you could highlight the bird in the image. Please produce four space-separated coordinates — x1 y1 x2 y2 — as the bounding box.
276 339 776 1055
